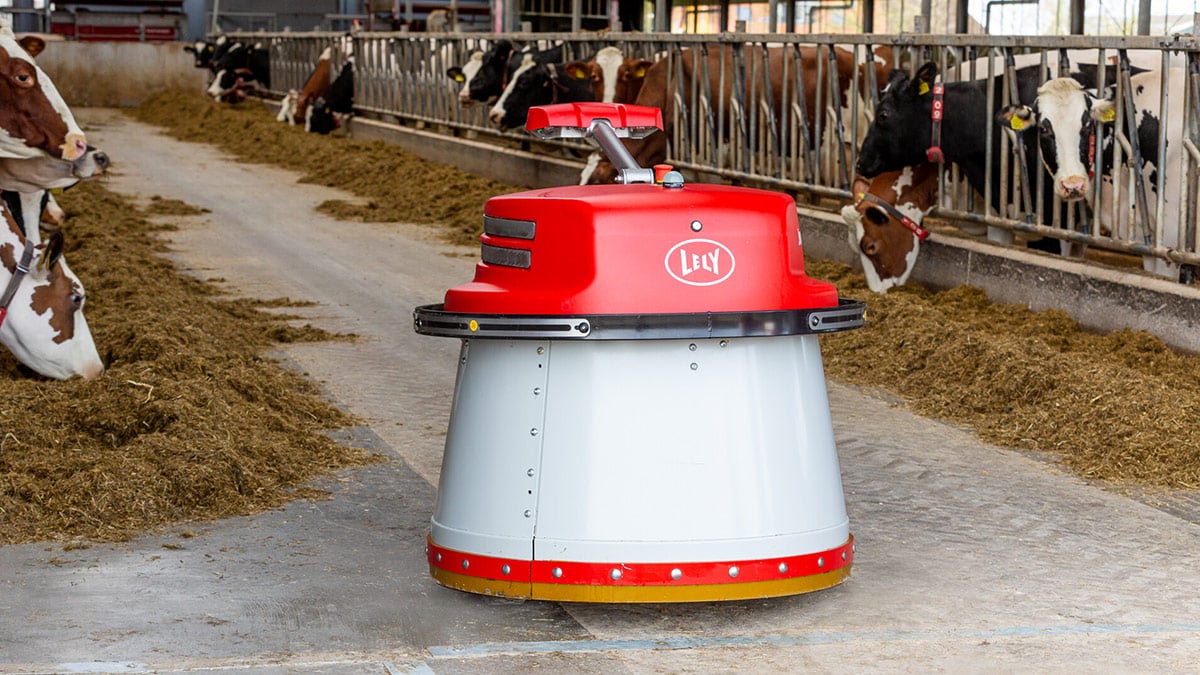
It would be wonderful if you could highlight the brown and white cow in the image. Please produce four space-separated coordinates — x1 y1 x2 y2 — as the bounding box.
0 20 87 165
278 47 335 128
0 29 108 242
0 199 103 379
582 45 891 184
841 163 940 292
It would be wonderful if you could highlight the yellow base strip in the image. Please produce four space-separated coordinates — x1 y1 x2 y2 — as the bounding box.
431 564 850 603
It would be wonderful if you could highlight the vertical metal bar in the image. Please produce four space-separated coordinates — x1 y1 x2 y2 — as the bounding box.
1119 48 1154 245
1155 49 1170 260
793 43 813 184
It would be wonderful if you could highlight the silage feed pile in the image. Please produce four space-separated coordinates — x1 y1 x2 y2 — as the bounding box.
125 93 1200 495
131 92 517 247
0 181 378 545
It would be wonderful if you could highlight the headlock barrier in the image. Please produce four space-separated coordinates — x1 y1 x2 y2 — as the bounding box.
243 31 1200 284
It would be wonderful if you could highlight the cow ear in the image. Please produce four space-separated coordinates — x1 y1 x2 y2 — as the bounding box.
1092 99 1117 124
997 105 1036 133
912 61 938 96
629 59 652 81
885 67 908 88
39 230 64 271
184 45 197 54
562 61 589 79
852 175 871 200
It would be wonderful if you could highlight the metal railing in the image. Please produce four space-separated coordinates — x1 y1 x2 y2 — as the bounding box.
236 30 1200 282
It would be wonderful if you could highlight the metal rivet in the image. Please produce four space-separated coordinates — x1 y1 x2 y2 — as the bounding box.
552 567 563 578
536 346 545 355
670 568 682 580
435 553 442 562
719 340 728 348
533 387 541 396
688 343 697 351
690 220 702 232
462 559 470 570
728 566 739 578
610 568 622 581
524 509 532 518
842 551 848 561
501 564 511 575
778 562 789 574
527 468 535 477
530 428 539 436
817 557 825 568
690 363 698 371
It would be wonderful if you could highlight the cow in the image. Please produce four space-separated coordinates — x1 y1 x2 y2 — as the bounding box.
207 41 271 102
841 163 941 292
855 54 1167 260
0 204 103 380
488 53 597 130
427 9 451 32
278 47 334 127
855 61 1070 241
582 45 890 185
999 69 1189 279
307 58 355 135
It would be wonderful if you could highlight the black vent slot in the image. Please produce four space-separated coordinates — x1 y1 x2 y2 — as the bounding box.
484 215 536 240
481 244 532 269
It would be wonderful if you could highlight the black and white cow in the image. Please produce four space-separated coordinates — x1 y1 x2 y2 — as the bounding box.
207 41 271 102
307 58 355 135
999 69 1188 279
487 53 597 130
855 56 1148 252
447 39 515 107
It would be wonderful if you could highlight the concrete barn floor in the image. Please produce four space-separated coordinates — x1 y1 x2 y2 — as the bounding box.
2 110 1199 674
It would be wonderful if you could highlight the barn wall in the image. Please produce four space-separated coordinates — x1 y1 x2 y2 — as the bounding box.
36 41 207 107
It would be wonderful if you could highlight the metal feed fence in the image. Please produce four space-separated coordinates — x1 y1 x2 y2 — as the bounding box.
240 30 1200 282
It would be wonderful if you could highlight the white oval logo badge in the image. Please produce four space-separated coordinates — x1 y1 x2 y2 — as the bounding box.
664 238 736 286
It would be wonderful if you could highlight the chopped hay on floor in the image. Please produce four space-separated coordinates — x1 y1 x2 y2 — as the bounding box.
0 181 380 545
128 92 1200 493
130 91 519 246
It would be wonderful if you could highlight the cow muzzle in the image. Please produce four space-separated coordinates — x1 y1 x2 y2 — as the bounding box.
1056 175 1088 201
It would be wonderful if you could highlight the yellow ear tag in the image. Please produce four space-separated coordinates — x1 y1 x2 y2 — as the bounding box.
918 82 930 96
1009 115 1025 131
1099 108 1116 123
856 192 865 200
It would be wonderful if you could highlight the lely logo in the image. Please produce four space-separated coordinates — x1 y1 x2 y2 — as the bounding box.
664 239 736 286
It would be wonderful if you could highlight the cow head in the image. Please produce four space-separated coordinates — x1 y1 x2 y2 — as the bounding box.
841 163 939 292
448 50 484 106
0 146 108 192
563 47 652 106
489 55 550 130
855 62 939 179
0 22 86 163
184 40 217 69
0 219 103 380
467 40 515 106
997 78 1103 202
